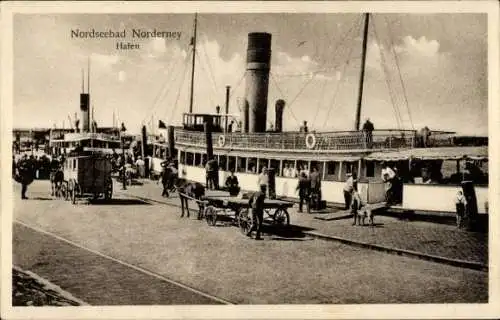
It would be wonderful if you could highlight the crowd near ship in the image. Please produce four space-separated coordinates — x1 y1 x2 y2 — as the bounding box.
14 12 488 216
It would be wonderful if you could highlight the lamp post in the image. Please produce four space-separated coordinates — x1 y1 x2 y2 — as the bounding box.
120 123 127 190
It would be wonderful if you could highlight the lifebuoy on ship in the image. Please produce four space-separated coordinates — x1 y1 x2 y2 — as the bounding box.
218 135 226 147
305 133 316 149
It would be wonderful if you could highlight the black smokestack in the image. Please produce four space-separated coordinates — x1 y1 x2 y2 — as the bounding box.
80 93 90 132
240 99 249 133
245 32 272 133
275 99 285 132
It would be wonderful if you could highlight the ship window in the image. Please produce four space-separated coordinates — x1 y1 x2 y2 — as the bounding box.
270 159 280 176
282 160 296 177
219 155 227 171
236 157 247 173
325 161 337 181
297 160 309 176
179 151 185 164
310 161 323 179
345 162 354 175
366 161 375 177
228 156 236 172
196 116 204 125
186 152 194 165
194 153 201 167
247 158 257 173
258 158 269 174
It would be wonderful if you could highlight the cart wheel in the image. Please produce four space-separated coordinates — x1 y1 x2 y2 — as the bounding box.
238 209 251 235
104 178 113 201
204 205 218 226
273 208 290 226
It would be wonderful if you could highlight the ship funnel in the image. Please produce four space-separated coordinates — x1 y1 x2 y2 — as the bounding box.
245 32 271 133
239 98 249 133
275 99 285 132
80 93 90 133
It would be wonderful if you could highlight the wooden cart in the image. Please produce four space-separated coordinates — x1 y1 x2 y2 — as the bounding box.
200 191 294 234
63 154 113 204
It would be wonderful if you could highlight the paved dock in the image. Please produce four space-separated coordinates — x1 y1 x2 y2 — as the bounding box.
12 179 488 304
116 179 488 268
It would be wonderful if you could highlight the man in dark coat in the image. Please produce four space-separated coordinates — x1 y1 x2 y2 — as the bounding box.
247 184 267 240
309 166 322 210
225 169 240 196
296 172 311 213
16 155 35 199
362 118 374 148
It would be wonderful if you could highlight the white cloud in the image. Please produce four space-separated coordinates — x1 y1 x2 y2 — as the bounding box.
396 36 440 57
118 70 127 82
91 53 120 68
273 51 319 75
151 37 167 54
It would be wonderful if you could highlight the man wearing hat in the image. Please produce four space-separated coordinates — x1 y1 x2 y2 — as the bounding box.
161 161 170 197
247 184 267 240
16 154 35 199
343 172 356 210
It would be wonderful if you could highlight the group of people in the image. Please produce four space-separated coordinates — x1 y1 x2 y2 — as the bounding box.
342 172 374 226
12 153 66 199
295 166 322 213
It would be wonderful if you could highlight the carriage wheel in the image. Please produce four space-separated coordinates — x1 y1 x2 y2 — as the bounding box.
273 208 290 226
104 178 113 201
204 206 218 226
238 209 251 235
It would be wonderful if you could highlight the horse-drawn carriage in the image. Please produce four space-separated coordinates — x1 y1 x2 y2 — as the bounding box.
62 152 113 204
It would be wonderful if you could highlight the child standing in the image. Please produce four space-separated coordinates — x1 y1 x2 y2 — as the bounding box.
455 190 467 228
351 186 363 226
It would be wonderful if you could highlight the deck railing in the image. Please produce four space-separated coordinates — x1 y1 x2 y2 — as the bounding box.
174 129 456 151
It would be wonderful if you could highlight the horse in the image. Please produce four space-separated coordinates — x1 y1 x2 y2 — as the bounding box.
176 179 206 219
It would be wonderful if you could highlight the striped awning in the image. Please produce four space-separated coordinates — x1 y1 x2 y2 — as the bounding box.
364 146 488 161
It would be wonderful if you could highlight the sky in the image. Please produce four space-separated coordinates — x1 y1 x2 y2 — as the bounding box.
13 12 488 135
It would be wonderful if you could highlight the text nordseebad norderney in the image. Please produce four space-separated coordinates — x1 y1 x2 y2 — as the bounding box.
71 29 182 50
71 28 182 40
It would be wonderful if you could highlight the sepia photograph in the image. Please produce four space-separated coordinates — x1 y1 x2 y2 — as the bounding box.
1 1 499 319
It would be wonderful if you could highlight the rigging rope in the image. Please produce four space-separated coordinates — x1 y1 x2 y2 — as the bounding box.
194 50 217 109
371 18 403 130
384 16 415 130
199 33 220 100
168 48 193 123
321 33 357 129
141 42 192 124
269 71 299 125
275 15 364 128
158 47 194 122
311 73 329 128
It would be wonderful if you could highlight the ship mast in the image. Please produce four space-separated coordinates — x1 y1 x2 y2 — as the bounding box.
354 13 370 131
188 13 198 114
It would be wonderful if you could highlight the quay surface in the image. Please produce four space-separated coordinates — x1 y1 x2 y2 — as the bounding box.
12 179 488 305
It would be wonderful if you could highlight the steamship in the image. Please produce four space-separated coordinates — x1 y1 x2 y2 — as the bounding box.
161 13 489 214
49 70 122 156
